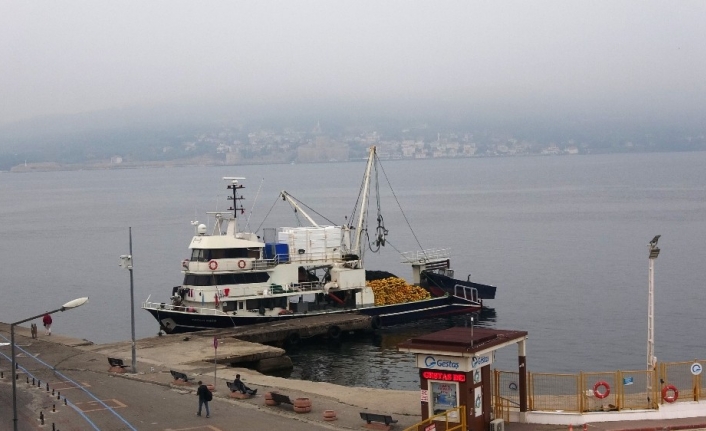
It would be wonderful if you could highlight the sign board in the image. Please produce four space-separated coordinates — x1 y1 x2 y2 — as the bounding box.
417 354 471 372
623 377 634 386
471 353 493 370
474 391 483 417
420 389 429 402
691 362 703 376
473 369 482 384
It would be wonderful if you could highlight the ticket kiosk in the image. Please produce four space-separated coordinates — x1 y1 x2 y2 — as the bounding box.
398 327 528 431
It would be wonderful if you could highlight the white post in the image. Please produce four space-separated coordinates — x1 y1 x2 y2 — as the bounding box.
646 235 660 399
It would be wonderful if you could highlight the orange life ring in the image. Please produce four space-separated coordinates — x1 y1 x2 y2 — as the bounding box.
238 259 246 269
662 384 678 403
593 381 611 399
208 260 218 270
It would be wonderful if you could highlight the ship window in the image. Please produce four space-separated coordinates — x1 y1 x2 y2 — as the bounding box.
191 248 261 261
183 274 215 286
183 272 269 286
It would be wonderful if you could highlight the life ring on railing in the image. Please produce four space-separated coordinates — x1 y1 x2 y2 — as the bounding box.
593 381 611 399
662 384 679 403
208 260 218 270
182 259 189 270
238 259 246 269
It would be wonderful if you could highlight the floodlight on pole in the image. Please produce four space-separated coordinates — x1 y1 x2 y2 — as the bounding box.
11 297 88 431
646 235 660 402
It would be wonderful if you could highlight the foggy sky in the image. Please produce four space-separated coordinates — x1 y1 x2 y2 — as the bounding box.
1 1 705 125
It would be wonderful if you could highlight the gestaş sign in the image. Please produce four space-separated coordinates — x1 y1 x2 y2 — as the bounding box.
416 354 471 372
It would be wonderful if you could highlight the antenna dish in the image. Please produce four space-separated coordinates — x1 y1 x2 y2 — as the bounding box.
197 224 207 235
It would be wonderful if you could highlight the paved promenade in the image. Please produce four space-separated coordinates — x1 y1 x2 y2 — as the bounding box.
2 324 706 431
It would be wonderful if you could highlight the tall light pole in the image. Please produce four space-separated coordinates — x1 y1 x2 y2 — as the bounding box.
647 235 660 399
11 297 89 431
120 227 137 374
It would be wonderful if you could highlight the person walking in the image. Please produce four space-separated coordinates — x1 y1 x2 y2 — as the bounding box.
42 313 53 336
196 381 211 418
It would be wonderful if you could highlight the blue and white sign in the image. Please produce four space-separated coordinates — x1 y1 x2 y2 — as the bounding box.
471 354 493 370
623 377 634 386
691 362 703 376
416 354 471 372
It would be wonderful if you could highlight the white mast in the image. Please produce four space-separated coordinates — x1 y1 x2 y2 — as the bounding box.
646 234 660 402
353 146 376 266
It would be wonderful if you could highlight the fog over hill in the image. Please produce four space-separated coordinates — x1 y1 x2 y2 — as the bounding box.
1 98 704 171
3 2 705 170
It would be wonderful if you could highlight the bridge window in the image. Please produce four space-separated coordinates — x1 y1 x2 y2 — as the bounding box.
183 272 270 286
190 248 259 261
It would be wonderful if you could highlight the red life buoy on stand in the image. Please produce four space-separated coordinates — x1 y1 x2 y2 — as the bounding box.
208 260 218 270
238 260 246 269
593 381 611 399
662 385 679 403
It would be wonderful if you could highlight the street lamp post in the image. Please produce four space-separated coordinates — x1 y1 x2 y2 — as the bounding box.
11 297 89 431
647 235 660 401
119 227 137 374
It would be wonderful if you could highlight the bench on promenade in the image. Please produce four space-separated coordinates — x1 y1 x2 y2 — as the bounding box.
270 392 293 406
265 392 311 413
359 412 398 431
226 381 252 399
107 357 129 373
170 370 193 385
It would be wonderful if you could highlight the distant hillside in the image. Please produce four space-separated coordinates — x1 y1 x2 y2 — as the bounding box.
1 102 705 171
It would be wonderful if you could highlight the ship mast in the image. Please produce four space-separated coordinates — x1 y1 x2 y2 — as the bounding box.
213 177 244 235
353 146 376 266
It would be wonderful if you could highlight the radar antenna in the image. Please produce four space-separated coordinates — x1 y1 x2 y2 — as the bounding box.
223 177 246 218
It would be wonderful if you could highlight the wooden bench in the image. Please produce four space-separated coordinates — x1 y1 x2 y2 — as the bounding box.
359 412 398 431
107 357 128 373
170 370 193 385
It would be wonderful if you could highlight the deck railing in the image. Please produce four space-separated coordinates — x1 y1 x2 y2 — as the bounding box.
400 248 451 264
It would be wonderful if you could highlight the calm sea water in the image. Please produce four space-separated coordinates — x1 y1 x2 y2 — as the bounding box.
2 152 705 390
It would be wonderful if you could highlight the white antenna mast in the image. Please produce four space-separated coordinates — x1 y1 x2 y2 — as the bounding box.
353 146 376 265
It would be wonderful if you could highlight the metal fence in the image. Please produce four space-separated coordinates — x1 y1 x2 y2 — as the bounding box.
402 406 466 431
493 359 705 416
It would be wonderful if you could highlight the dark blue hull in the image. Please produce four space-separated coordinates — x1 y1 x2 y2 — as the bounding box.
421 271 497 300
144 295 480 334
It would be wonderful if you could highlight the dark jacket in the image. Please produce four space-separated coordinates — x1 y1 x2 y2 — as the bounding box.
197 384 210 401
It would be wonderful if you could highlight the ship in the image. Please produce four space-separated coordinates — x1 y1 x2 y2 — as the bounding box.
142 147 484 334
